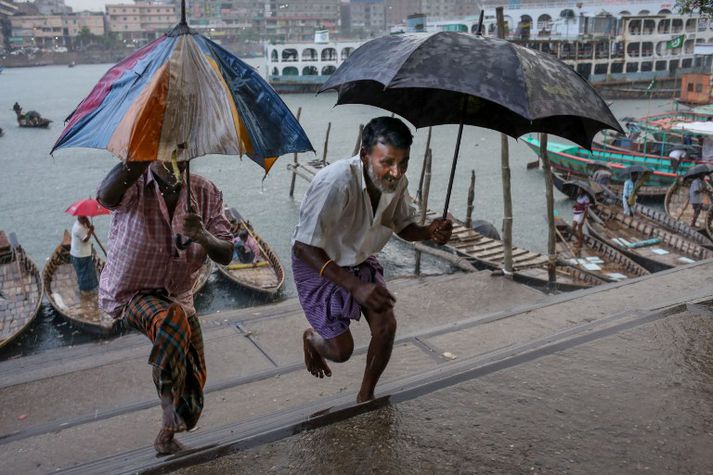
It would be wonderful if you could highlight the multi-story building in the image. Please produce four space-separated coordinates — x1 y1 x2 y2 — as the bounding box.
105 2 178 45
384 0 419 26
0 0 19 51
264 0 340 42
419 0 477 21
35 0 72 16
9 12 104 50
343 0 386 38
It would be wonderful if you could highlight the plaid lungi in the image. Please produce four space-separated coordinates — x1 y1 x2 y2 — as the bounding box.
124 293 206 430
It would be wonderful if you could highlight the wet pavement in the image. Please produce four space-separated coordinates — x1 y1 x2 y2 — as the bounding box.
182 304 713 475
2 264 712 474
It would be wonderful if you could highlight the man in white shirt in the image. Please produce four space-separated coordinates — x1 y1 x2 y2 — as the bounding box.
70 216 98 294
292 117 452 403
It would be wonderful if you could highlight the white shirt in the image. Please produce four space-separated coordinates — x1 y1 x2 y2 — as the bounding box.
70 221 92 258
292 155 418 267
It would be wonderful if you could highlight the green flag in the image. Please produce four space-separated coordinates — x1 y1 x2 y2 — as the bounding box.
647 77 656 91
666 35 685 49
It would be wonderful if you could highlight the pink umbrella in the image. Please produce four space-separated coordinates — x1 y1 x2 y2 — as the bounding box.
65 198 109 255
65 198 110 217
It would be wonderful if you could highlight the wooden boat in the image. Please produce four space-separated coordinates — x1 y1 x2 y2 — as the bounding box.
192 258 214 295
555 220 650 282
426 211 607 291
632 203 713 249
664 178 713 237
523 136 685 191
586 204 713 273
13 103 51 128
0 231 43 349
216 208 285 295
43 231 114 336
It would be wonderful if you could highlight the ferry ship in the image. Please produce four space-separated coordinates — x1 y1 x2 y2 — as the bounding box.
265 1 713 95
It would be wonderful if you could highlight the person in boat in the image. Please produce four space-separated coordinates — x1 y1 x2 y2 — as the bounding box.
232 228 261 264
292 116 453 403
623 171 639 217
689 175 711 227
70 216 98 295
572 187 591 253
96 157 233 455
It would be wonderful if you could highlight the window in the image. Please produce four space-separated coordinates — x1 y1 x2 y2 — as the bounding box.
641 61 653 71
626 62 638 73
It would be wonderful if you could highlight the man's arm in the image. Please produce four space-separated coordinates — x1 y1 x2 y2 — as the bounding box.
397 218 452 244
96 161 151 208
183 213 233 265
81 224 94 243
293 241 395 313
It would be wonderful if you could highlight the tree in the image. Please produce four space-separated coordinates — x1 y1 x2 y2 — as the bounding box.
676 0 713 16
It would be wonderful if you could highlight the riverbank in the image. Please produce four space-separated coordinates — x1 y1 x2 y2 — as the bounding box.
1 261 712 473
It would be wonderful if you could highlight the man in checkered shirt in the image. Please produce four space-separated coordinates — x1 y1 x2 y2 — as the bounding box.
97 159 232 454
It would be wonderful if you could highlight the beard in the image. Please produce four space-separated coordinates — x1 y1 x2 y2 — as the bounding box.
367 163 400 193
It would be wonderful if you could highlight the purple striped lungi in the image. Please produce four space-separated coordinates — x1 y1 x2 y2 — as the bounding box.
292 253 385 340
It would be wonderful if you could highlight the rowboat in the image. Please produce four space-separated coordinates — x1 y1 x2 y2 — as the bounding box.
216 208 285 295
555 220 649 282
523 136 684 191
586 204 713 272
0 231 43 349
43 231 114 336
192 258 214 295
664 179 713 237
430 211 607 291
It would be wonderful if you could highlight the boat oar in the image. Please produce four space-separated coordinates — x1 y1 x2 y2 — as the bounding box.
89 218 107 257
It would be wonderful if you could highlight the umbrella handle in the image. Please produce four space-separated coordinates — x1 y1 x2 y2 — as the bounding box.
175 158 194 250
442 98 468 221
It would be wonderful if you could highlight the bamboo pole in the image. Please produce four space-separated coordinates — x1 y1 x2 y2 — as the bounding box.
497 6 513 276
540 133 557 286
465 170 475 228
417 127 432 202
415 148 432 275
288 107 302 197
352 123 364 156
410 242 477 273
322 122 331 165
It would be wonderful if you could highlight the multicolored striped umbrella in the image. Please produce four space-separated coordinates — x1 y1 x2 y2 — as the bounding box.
51 21 313 174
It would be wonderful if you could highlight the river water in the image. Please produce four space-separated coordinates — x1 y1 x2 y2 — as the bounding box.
0 61 677 358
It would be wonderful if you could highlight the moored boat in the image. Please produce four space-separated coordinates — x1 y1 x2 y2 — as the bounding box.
192 258 214 295
586 204 713 272
435 212 607 291
0 231 43 349
523 136 684 190
555 220 650 282
216 208 285 295
43 231 114 336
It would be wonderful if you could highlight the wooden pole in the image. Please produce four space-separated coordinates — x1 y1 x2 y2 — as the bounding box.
465 170 475 228
497 6 513 276
417 127 432 203
352 123 364 156
539 133 557 286
322 122 331 165
288 107 302 197
415 148 432 275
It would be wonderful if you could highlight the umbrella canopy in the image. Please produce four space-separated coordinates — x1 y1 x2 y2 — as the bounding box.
51 22 313 173
617 164 652 178
561 180 598 204
65 198 110 217
319 32 623 149
684 163 713 179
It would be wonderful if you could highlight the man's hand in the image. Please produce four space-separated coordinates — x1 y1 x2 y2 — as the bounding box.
428 218 452 245
352 282 396 313
183 213 206 244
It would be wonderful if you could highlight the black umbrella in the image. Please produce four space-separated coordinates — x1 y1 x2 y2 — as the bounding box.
684 163 713 179
561 180 598 204
617 164 652 178
319 31 623 218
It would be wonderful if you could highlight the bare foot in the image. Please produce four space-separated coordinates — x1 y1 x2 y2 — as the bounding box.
303 329 332 378
160 395 187 433
154 428 187 455
356 391 374 404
